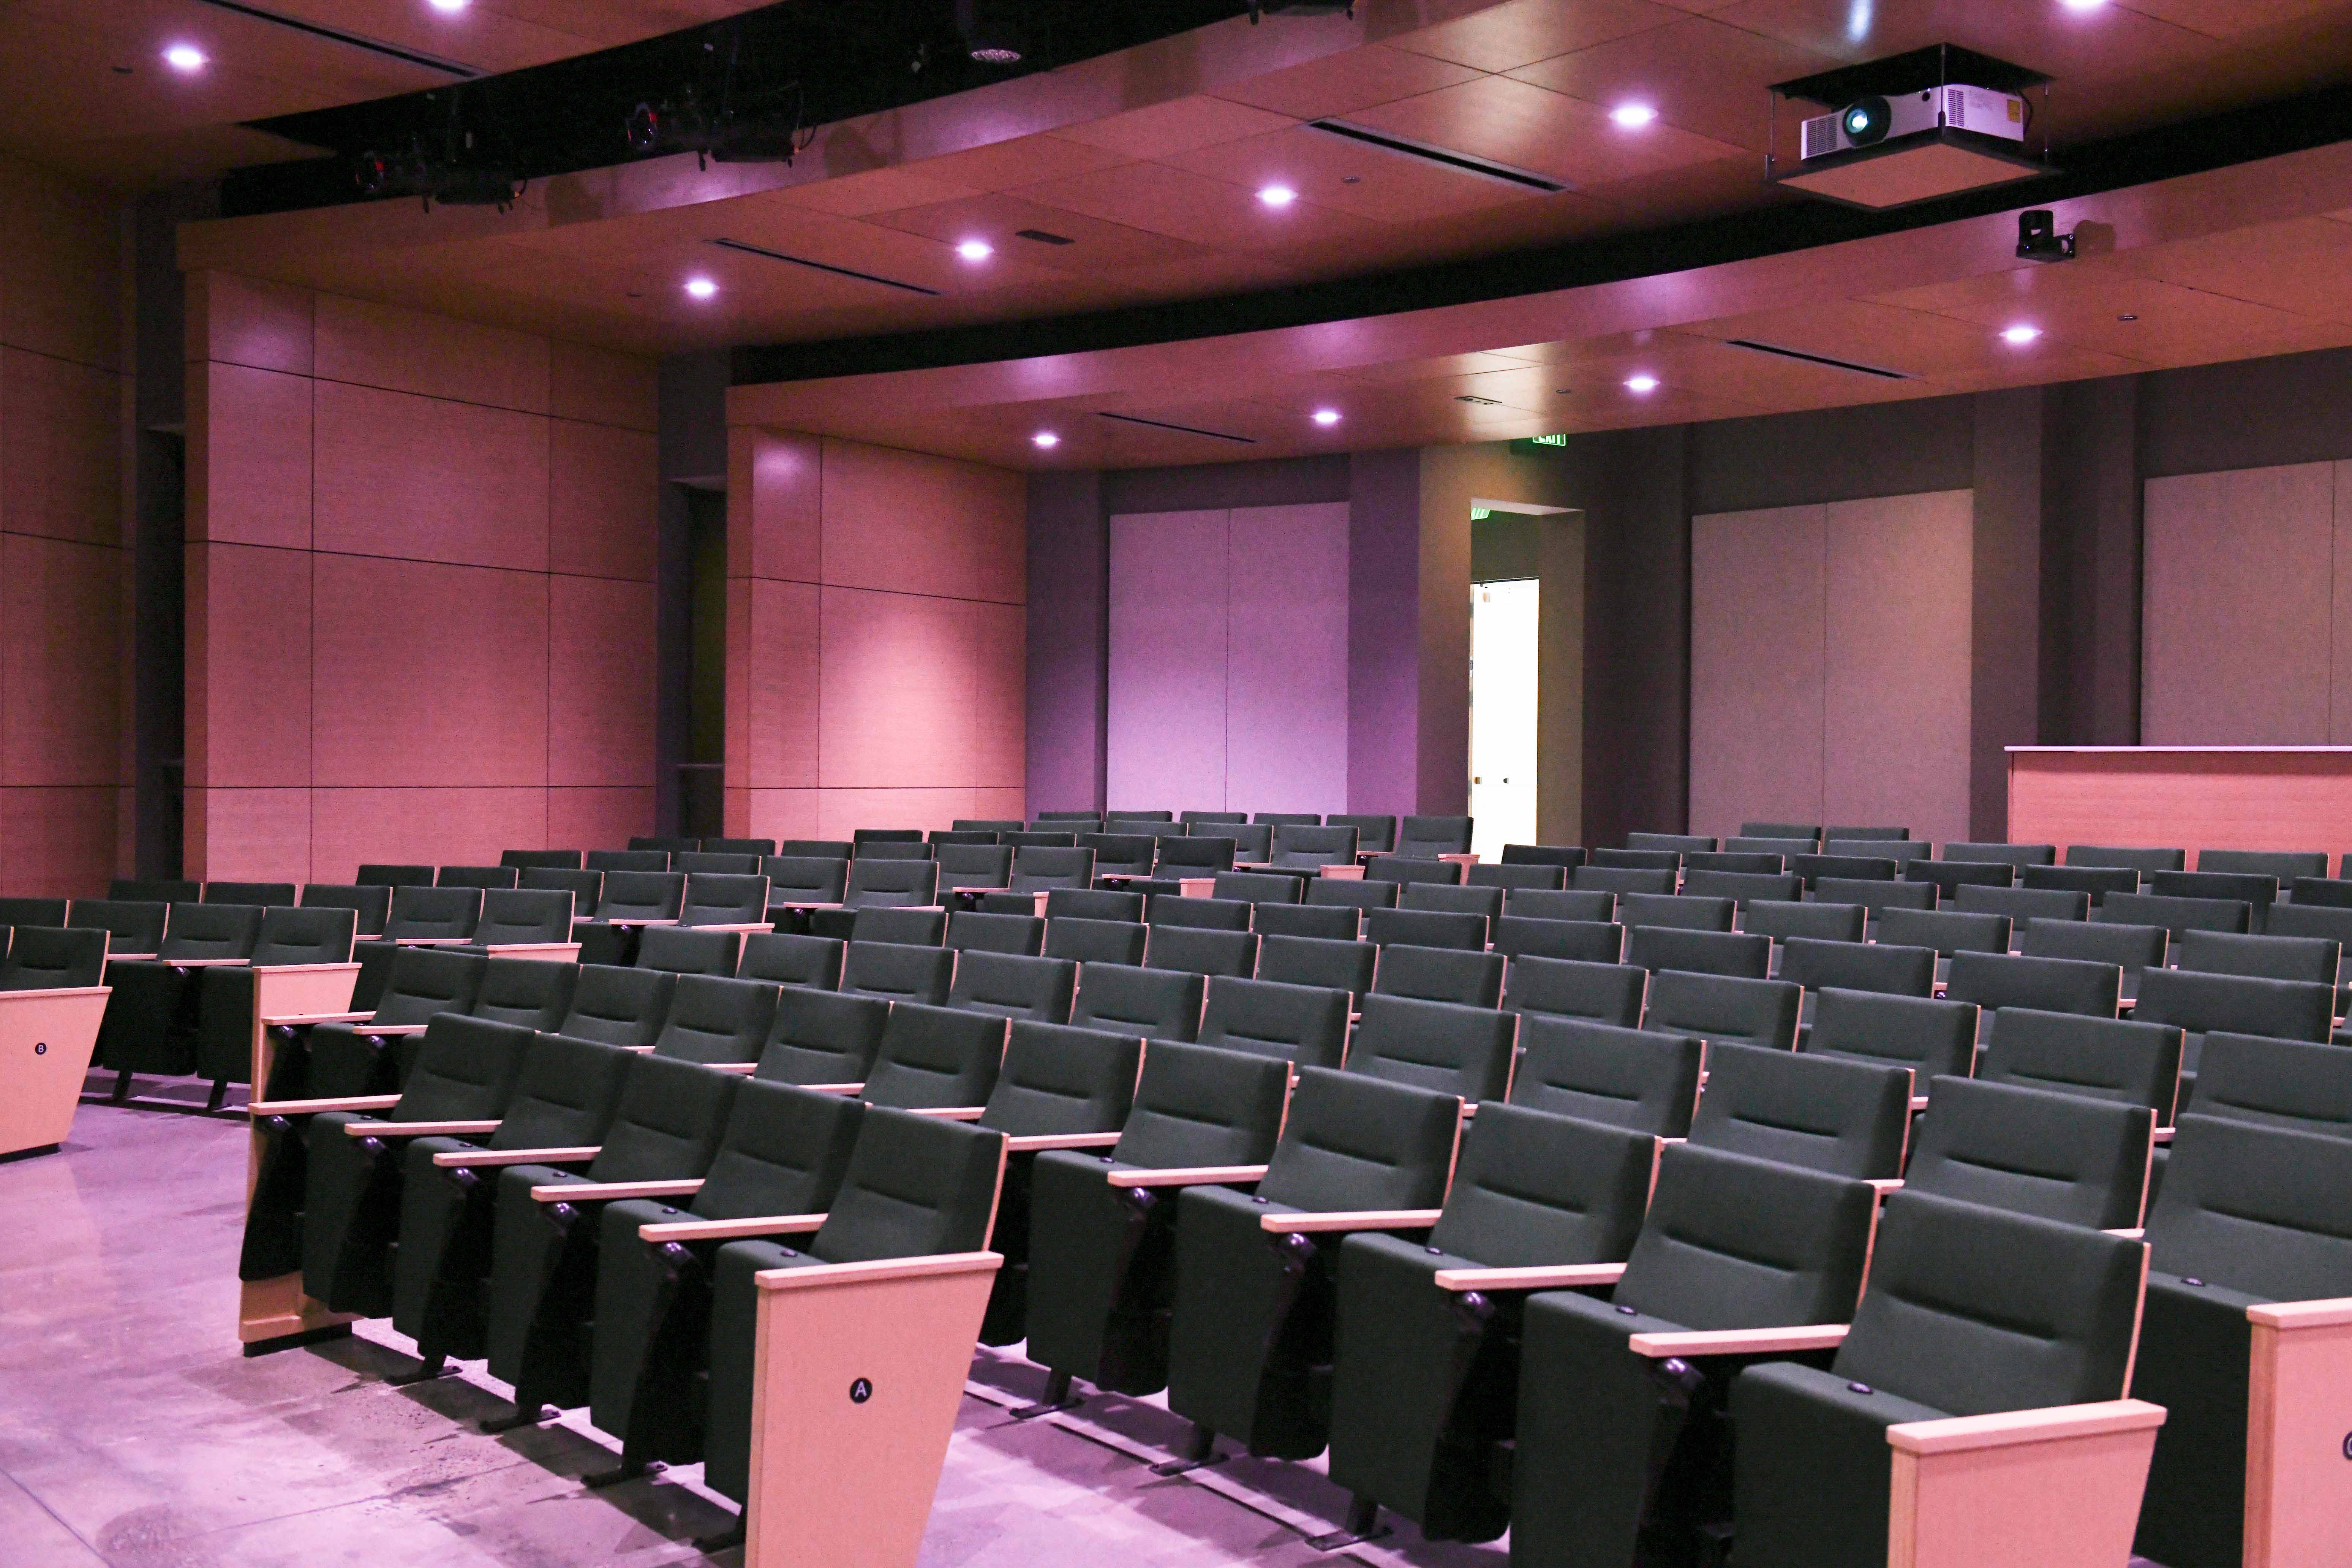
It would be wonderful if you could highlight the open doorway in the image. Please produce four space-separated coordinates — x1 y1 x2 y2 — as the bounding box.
1470 577 1540 860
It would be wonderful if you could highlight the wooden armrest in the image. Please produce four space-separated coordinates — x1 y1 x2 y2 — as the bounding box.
1004 1131 1124 1152
142 956 251 967
1867 1179 1904 1195
1317 864 1365 880
262 1011 373 1026
356 1023 432 1035
800 1081 863 1094
710 1062 759 1075
390 936 476 946
345 1119 501 1137
248 1094 401 1116
1260 1208 1444 1234
640 1212 825 1243
430 1144 601 1168
532 1178 705 1203
0 984 111 1001
1106 1163 1269 1189
1628 1325 1851 1358
754 1251 1001 1291
1886 1399 2165 1456
684 922 776 934
1910 1095 1930 1112
105 952 159 962
2246 1296 2352 1330
904 1105 986 1120
2104 1227 2145 1240
1434 1263 1626 1291
604 917 680 928
770 900 844 911
479 942 582 958
2151 1125 2173 1144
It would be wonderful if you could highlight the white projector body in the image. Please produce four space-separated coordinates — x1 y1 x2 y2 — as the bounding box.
1801 84 2025 161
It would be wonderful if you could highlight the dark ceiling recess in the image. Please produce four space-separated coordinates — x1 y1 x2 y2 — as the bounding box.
223 0 1261 219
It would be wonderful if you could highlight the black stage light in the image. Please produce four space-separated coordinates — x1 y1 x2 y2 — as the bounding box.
956 0 1023 64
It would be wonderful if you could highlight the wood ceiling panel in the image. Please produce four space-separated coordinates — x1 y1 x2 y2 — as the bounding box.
1576 155 1783 229
1159 124 1559 224
2116 0 2345 36
1207 44 1487 122
257 1 767 68
865 194 1214 273
1011 161 1385 253
1344 74 1752 190
2117 216 2352 321
1677 297 2054 377
1707 0 2215 79
913 134 1133 195
1384 0 1687 74
1873 269 2352 367
1504 16 1838 152
1051 95 1299 159
772 168 986 218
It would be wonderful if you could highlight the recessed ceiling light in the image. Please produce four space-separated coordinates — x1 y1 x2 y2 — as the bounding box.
163 43 207 72
2060 0 2105 11
956 239 994 262
1257 185 1297 208
684 277 718 300
1625 374 1660 394
1609 103 1658 128
2001 324 2042 345
1032 431 1060 449
2116 313 2138 322
428 0 470 12
1312 409 1341 427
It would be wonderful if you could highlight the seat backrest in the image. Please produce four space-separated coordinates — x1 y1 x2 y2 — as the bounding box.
2265 899 2352 948
1370 942 1504 1007
738 931 844 989
1791 853 1898 888
383 885 482 940
204 880 297 906
1738 821 1821 842
1143 923 1257 979
1681 869 1804 905
1253 901 1360 941
1617 892 1734 933
1214 871 1301 904
157 901 264 961
1180 811 1248 824
703 837 778 857
1612 1143 1876 1328
1069 961 1203 1041
755 987 892 1085
1044 887 1143 923
691 1080 865 1219
2019 917 2167 976
861 1002 1006 1110
1042 916 1147 966
1268 824 1359 867
1002 830 1077 850
808 1109 1007 1264
1571 866 1676 896
1628 833 1716 853
1907 860 2017 896
489 1034 636 1151
2175 929 2339 986
65 899 167 954
1941 841 2057 869
1365 906 1487 952
553 963 677 1046
1504 954 1645 1027
1725 835 1819 857
2287 875 2352 909
1826 824 1910 840
2147 1114 2352 1304
434 866 517 890
248 904 356 966
1641 970 1800 1050
1254 811 1320 827
847 841 926 862
1466 861 1565 891
520 867 604 910
1509 1016 1702 1137
501 849 586 870
589 849 670 873
0 896 67 928
469 956 577 1029
1500 844 1588 871
1875 906 2010 958
356 863 435 888
471 888 574 946
1779 936 1933 997
854 828 928 847
761 856 849 903
1690 1043 1911 1178
1428 1104 1657 1268
586 1052 741 1181
933 843 1013 890
2098 891 2249 940
2067 844 2185 873
1805 988 1977 1080
776 839 855 860
1815 876 1936 917
948 951 1078 1024
1195 975 1350 1070
1397 815 1472 858
1684 853 1787 877
841 858 939 907
2152 870 2280 928
1329 813 1397 853
109 879 199 904
1347 993 1516 1102
591 870 686 922
2191 1033 2352 1142
1399 882 1505 924
1491 915 1624 964
388 1013 536 1122
1953 883 2091 927
1155 835 1237 873
1145 893 1254 931
1108 1040 1290 1167
2022 864 2140 904
839 940 953 1006
1080 833 1158 875
675 851 760 876
945 910 1043 956
631 836 699 853
2132 966 2334 1045
849 906 946 947
1257 1066 1462 1211
0 925 107 989
1977 1008 2183 1119
1253 933 1375 998
635 925 741 976
1593 849 1683 871
1625 925 1770 980
652 975 781 1064
1506 888 1615 923
680 873 770 927
1010 847 1095 892
1364 856 1467 887
1903 1076 2152 1231
370 947 488 1025
978 1021 1142 1136
1833 1190 2147 1415
1945 951 2121 1027
2197 849 2326 880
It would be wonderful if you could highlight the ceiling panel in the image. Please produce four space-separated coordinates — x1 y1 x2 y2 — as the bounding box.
1344 75 1753 190
2116 0 2346 35
1207 43 1487 121
2115 216 2352 320
1503 16 1839 152
865 194 1214 274
1010 160 1386 253
1383 0 1688 74
1159 124 1557 224
1050 95 1299 159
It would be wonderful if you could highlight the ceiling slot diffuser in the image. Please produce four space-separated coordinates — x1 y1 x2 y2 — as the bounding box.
1095 411 1256 443
1306 120 1569 193
707 238 942 296
1015 229 1075 245
1722 338 1912 379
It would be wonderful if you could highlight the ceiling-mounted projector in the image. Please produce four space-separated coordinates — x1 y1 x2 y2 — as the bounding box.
1772 45 2052 210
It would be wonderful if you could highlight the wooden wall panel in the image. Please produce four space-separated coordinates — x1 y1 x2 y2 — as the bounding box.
1690 504 1826 839
313 295 551 414
551 341 659 433
972 599 1028 791
1108 510 1230 812
548 575 656 787
186 272 313 376
738 787 821 843
309 787 548 883
1226 503 1350 816
814 787 979 839
821 439 1025 604
819 588 977 790
0 786 119 898
1824 490 1974 844
2 348 123 546
2143 463 2335 744
2336 462 2352 745
190 362 312 550
312 380 551 571
183 543 310 790
0 159 122 371
548 786 654 852
550 419 659 580
311 557 550 789
738 579 821 790
183 787 310 884
2 535 122 787
732 430 822 584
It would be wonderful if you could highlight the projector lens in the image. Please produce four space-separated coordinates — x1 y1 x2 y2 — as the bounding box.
1842 96 1891 146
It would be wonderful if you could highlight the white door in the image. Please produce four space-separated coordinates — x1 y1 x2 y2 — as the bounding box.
1470 578 1540 860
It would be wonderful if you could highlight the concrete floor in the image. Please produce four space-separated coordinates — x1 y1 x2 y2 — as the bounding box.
0 1092 1503 1568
